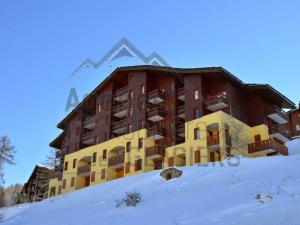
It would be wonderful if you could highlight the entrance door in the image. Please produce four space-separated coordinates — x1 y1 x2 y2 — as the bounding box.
85 176 90 187
154 160 163 170
210 152 215 162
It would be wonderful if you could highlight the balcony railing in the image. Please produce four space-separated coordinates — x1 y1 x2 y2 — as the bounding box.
207 134 220 147
146 146 165 158
83 115 96 129
115 86 129 102
177 123 185 137
147 107 166 122
112 119 128 135
269 125 291 142
81 130 95 145
177 87 185 101
147 126 166 140
248 139 288 156
108 154 125 168
267 105 289 124
176 105 185 119
113 102 128 118
55 150 64 158
147 89 166 104
206 93 229 111
77 165 91 176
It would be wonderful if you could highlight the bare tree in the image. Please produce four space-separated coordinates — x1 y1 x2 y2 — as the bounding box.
223 116 249 157
43 148 57 168
0 135 16 184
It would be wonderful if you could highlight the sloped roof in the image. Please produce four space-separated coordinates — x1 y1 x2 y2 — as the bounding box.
55 65 296 130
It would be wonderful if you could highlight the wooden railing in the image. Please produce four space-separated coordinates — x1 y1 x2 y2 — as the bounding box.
148 107 167 118
269 125 291 140
268 105 289 121
248 139 288 156
115 86 128 97
83 115 95 127
77 165 91 175
177 87 184 97
82 130 95 140
148 89 166 100
206 93 229 106
147 126 166 138
207 134 220 146
108 154 125 167
146 146 165 157
113 101 128 113
176 105 185 115
112 119 128 130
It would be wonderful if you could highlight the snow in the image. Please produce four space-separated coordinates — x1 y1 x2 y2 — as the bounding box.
2 140 300 225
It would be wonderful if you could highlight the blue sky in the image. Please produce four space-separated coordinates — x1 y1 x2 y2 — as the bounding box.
0 0 299 186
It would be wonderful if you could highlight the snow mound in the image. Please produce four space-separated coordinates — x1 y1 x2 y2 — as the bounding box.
287 138 300 155
2 141 300 225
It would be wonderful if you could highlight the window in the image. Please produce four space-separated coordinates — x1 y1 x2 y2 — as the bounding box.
91 171 96 182
194 128 200 140
126 142 131 152
135 159 142 171
93 152 97 163
62 179 66 189
97 103 101 112
103 149 107 159
125 162 130 173
296 124 300 131
101 169 106 179
129 107 133 116
64 161 68 171
58 185 62 194
194 108 201 119
194 150 201 163
141 85 145 94
138 138 143 149
71 177 75 187
129 125 132 133
194 90 199 100
168 157 174 167
73 159 77 168
254 135 261 142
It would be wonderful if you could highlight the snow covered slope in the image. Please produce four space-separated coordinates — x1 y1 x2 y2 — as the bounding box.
2 139 300 225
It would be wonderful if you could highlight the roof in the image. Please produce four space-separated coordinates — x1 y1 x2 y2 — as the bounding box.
55 65 296 130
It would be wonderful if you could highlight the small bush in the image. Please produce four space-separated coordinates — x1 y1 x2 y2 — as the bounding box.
115 191 142 208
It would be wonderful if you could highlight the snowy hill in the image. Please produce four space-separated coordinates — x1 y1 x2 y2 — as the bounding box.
2 139 300 225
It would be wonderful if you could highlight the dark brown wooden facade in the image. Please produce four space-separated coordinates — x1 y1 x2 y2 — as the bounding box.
287 103 300 138
50 66 295 175
17 165 55 203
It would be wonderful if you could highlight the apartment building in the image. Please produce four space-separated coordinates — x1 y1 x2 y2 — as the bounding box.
48 65 295 196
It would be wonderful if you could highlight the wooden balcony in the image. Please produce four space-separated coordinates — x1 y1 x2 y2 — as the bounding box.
147 126 166 141
147 89 166 104
248 139 288 156
146 146 165 159
148 108 166 122
177 123 185 138
81 130 95 145
55 150 64 158
177 87 185 101
77 165 91 176
206 93 229 111
112 119 128 135
115 86 129 102
176 105 185 119
83 115 96 130
267 105 289 124
108 154 125 168
269 125 291 142
207 134 220 150
113 102 128 118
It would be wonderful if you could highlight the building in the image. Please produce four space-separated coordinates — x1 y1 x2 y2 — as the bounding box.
48 65 295 196
17 165 54 203
288 103 300 138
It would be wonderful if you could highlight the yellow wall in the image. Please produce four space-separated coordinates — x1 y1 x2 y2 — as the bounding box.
48 111 271 197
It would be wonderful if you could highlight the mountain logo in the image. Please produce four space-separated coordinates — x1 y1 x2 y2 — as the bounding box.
68 38 169 78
